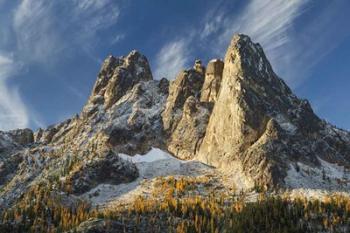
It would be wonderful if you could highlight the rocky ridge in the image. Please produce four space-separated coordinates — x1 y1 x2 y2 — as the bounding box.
0 34 349 215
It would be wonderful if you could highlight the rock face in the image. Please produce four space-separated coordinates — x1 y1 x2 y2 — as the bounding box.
197 34 350 189
167 96 212 159
162 68 204 133
65 151 138 195
0 130 31 186
162 64 211 159
85 50 153 112
200 59 224 102
104 79 167 155
8 128 34 145
34 117 78 144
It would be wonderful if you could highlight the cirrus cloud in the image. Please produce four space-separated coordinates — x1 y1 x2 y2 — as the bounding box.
154 39 190 80
155 0 349 89
0 0 122 130
0 54 29 130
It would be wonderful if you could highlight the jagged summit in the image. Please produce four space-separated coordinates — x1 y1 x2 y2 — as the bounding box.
197 34 350 189
0 33 350 220
164 33 350 189
86 50 153 111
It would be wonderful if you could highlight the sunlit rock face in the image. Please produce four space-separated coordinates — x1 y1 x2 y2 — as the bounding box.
166 95 212 160
161 61 213 160
200 59 224 103
196 34 350 189
162 68 204 133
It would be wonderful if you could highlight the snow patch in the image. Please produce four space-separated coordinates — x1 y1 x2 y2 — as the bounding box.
258 57 263 71
135 64 144 75
119 147 175 163
285 157 350 191
319 158 346 179
209 58 221 63
81 148 218 207
286 188 350 201
274 114 297 134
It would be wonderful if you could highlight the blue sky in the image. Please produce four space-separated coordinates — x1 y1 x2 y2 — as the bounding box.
0 0 349 131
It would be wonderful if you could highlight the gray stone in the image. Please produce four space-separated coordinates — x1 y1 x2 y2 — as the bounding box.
8 128 34 145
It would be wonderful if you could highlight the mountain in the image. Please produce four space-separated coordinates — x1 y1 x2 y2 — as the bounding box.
196 34 350 190
0 34 350 232
164 34 350 190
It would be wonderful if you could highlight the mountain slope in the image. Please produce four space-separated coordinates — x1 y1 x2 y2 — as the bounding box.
0 33 350 232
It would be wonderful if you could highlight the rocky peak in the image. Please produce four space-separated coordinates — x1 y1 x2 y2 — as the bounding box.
92 55 120 97
228 34 271 72
196 33 347 189
198 34 283 162
166 95 212 160
84 50 153 116
162 61 211 159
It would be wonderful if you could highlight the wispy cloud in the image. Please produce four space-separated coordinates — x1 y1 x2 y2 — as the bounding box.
0 0 122 130
111 34 125 45
226 0 349 87
230 1 307 47
154 0 309 81
276 0 350 86
157 0 349 88
0 83 29 130
216 0 310 86
0 54 14 79
196 0 311 84
13 1 61 64
154 39 190 80
13 0 120 64
0 54 29 130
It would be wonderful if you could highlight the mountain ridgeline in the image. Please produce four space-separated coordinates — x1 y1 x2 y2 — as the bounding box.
164 34 350 190
0 34 350 232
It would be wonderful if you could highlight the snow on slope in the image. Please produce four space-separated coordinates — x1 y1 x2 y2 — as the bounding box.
285 158 350 191
118 148 173 163
80 148 218 208
80 148 350 207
